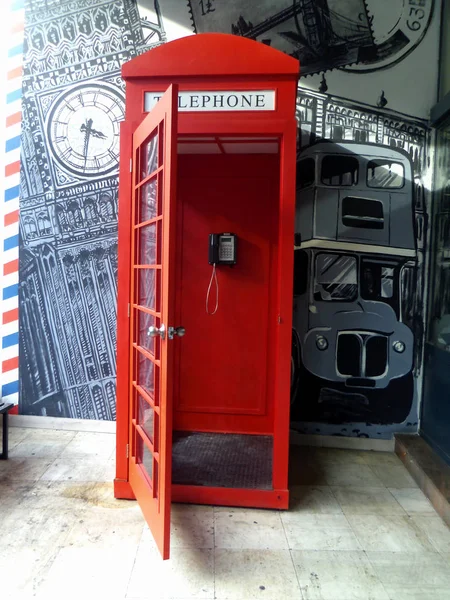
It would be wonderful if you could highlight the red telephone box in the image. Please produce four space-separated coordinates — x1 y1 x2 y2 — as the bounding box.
115 33 299 559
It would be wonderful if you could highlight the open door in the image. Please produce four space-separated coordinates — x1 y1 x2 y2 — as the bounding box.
127 85 178 560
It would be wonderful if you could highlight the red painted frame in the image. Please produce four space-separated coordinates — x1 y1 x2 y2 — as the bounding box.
116 33 299 533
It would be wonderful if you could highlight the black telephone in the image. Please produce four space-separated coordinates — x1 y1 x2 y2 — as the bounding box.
208 233 237 265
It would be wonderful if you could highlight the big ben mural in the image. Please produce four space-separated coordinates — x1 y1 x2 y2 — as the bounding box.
19 0 165 419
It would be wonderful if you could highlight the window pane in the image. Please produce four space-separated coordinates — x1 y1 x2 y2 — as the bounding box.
138 268 157 310
314 253 357 301
296 158 315 189
139 223 157 265
367 160 404 188
136 351 157 400
139 178 158 222
141 132 158 179
322 155 358 186
135 310 159 357
138 395 154 443
137 434 153 482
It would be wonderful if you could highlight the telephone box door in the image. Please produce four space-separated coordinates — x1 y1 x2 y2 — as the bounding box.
127 85 178 560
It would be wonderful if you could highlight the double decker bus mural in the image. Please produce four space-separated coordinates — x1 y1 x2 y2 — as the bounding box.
291 142 417 424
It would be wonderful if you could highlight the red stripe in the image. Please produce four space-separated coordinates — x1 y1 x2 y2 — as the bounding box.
3 259 19 276
6 112 22 127
10 405 19 415
5 161 20 177
4 211 19 227
2 357 18 373
2 308 19 324
7 66 23 81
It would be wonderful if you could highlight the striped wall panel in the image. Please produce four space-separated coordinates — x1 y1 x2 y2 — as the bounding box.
1 0 24 410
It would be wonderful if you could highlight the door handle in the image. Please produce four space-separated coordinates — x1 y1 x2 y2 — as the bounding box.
168 326 186 339
148 324 166 340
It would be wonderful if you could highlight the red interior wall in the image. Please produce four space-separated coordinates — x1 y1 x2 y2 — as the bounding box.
173 154 279 435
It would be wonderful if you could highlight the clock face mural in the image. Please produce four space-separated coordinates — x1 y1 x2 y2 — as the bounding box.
46 84 124 179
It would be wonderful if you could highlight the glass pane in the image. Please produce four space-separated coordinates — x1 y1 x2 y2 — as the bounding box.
138 395 154 443
138 268 157 309
314 253 357 301
140 178 158 223
139 223 157 265
137 434 153 482
136 351 155 399
367 160 404 188
142 132 158 179
135 310 158 357
322 155 358 186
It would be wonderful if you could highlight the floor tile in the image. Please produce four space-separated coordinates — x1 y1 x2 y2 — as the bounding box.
214 507 288 550
291 550 389 600
411 515 450 552
347 514 437 553
323 463 384 487
283 517 362 551
366 551 450 586
60 431 116 458
214 549 300 600
388 487 436 515
288 485 343 515
332 486 406 516
127 545 214 599
37 546 137 599
383 585 450 600
9 438 73 459
0 457 54 482
369 465 418 488
312 447 369 465
40 457 114 482
171 503 214 549
361 452 403 467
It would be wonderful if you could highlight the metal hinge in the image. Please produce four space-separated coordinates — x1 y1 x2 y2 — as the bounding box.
127 303 131 318
278 314 282 324
126 444 129 458
130 158 132 173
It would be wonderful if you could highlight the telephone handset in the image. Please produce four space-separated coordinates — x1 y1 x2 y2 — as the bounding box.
208 233 237 266
206 233 238 315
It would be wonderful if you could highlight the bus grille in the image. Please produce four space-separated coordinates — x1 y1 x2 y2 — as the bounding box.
337 333 388 378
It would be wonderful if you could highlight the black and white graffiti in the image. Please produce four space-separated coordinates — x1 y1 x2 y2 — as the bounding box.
19 0 161 420
187 0 434 76
290 88 430 436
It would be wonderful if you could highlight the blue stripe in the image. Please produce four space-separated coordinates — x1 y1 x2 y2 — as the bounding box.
3 284 18 300
12 0 25 9
5 185 20 202
5 136 20 152
2 333 18 349
6 89 22 104
8 44 23 58
2 381 19 397
4 235 19 251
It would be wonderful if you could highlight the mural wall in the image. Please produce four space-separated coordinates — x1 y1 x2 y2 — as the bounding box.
19 0 441 436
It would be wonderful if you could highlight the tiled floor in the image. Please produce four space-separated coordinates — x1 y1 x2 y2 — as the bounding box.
1 426 450 599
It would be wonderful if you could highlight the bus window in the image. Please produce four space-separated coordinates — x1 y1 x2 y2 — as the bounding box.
296 158 315 189
321 155 358 186
361 260 399 317
367 160 404 188
293 249 308 296
314 253 357 301
342 197 384 230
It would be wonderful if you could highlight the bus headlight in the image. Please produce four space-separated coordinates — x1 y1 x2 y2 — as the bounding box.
393 340 405 353
316 335 329 351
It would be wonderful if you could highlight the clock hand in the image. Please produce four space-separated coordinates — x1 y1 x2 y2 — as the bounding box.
89 127 107 140
80 118 93 168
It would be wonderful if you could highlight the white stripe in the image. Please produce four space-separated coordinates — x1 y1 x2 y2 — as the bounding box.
5 122 21 140
2 323 19 339
4 224 19 240
2 248 19 264
1 369 19 384
2 272 19 288
1 392 18 405
5 172 20 187
1 297 19 313
4 148 21 165
0 345 19 361
297 239 417 258
5 100 22 117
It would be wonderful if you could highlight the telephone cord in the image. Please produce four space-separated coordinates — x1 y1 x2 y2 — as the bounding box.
206 263 219 315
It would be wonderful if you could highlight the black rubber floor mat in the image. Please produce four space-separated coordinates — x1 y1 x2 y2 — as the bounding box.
172 431 273 489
